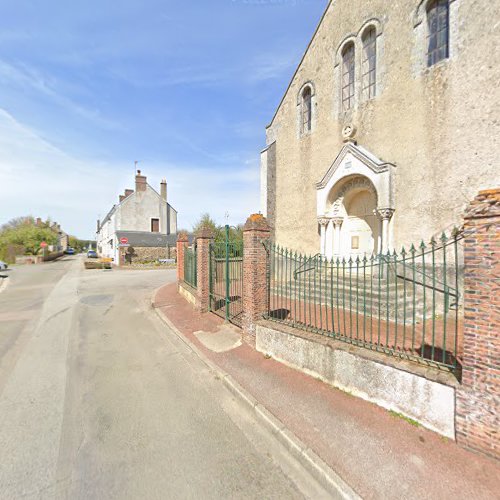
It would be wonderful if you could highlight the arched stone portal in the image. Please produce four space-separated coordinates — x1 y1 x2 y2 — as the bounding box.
322 175 381 258
343 188 379 256
316 142 396 258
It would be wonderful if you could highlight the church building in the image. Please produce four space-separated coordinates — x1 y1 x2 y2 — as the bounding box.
260 0 500 258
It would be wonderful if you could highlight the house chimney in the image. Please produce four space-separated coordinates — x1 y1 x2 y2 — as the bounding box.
160 179 167 202
97 219 100 232
36 217 42 226
135 169 147 192
125 189 134 198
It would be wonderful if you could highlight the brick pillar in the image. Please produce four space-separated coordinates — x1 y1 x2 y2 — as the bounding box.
242 214 271 345
195 228 214 313
456 188 500 460
176 233 188 282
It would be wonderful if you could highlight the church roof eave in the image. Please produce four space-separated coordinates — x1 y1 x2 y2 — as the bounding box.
266 0 334 129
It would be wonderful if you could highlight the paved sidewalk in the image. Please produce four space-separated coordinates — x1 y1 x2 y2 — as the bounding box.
153 283 500 500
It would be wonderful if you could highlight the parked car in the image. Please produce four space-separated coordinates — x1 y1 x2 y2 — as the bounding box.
65 248 75 255
0 260 8 270
87 250 98 259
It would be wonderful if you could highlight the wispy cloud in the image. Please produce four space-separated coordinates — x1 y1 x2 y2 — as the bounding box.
0 60 122 130
0 109 259 237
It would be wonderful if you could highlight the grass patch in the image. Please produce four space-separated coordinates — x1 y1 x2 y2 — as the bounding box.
389 410 420 427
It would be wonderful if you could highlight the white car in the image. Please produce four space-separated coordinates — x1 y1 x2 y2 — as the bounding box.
0 260 7 270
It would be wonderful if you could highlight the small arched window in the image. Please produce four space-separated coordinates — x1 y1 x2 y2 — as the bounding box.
362 27 377 99
301 86 312 133
341 42 355 111
427 0 449 66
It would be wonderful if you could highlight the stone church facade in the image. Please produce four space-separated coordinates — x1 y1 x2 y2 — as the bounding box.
261 0 500 258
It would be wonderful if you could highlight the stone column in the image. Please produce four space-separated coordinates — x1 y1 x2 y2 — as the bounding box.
376 208 395 253
456 189 500 460
242 214 271 345
332 217 344 257
195 228 214 313
317 217 330 255
176 233 188 282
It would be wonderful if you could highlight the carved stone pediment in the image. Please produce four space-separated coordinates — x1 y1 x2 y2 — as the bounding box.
316 143 396 217
316 142 395 190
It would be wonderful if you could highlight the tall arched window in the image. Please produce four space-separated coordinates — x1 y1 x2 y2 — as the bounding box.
427 0 449 66
301 86 312 133
341 42 355 111
362 27 377 99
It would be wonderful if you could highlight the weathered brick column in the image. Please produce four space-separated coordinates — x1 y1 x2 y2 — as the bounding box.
196 228 214 313
176 233 188 282
456 188 500 460
242 214 271 345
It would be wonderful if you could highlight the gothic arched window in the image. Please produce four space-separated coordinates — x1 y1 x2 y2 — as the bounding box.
301 86 312 133
362 26 377 99
427 0 449 66
341 42 355 111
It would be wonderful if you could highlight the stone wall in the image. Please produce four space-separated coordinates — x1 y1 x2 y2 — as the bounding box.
264 0 500 255
123 246 176 264
256 322 457 438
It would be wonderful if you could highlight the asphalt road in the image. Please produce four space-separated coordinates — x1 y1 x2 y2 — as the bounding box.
0 257 330 499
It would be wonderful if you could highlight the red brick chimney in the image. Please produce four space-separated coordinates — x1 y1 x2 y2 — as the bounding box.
135 170 147 192
160 179 167 202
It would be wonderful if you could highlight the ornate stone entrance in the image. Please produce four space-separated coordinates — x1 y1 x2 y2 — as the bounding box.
316 141 396 258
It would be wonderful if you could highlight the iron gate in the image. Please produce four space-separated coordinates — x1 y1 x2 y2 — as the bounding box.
209 225 243 326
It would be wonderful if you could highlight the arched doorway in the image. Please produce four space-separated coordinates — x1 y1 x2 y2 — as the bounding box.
322 175 382 258
342 188 379 256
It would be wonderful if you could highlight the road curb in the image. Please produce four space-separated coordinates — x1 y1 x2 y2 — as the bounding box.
151 286 361 500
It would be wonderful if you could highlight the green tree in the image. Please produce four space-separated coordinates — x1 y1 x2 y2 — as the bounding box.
192 213 218 234
191 213 243 245
0 219 58 262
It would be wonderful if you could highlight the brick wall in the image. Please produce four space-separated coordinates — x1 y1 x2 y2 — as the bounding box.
176 234 188 282
456 188 500 460
242 214 271 344
196 229 213 312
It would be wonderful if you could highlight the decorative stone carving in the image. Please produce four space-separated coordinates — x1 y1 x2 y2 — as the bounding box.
376 208 395 220
336 177 376 200
342 123 357 142
331 217 344 227
317 217 331 226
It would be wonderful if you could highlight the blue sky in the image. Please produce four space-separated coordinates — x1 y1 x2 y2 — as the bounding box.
0 0 328 238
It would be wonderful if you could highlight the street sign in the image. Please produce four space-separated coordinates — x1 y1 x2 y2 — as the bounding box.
40 241 48 248
120 237 129 245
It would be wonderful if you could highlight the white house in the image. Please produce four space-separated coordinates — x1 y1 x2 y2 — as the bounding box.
96 170 178 265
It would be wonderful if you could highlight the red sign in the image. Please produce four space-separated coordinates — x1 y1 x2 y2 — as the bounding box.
40 241 48 248
120 237 129 245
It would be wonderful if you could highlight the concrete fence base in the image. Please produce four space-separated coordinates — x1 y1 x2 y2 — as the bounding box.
256 321 457 439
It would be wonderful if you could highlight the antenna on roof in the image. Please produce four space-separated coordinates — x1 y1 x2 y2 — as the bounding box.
134 160 140 176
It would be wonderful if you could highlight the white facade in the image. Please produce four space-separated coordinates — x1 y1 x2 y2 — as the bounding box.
96 172 177 264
